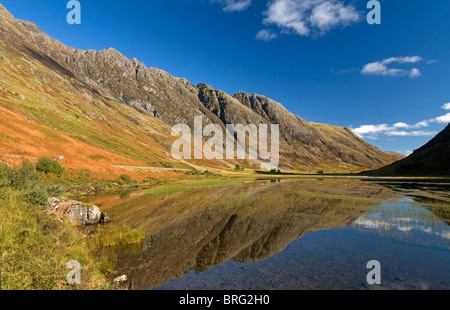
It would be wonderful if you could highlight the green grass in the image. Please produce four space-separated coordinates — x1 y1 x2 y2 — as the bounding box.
0 159 147 290
0 188 111 290
144 178 246 197
90 225 145 248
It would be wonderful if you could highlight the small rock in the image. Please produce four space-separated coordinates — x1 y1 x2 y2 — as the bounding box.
100 212 112 224
47 197 61 211
113 275 128 284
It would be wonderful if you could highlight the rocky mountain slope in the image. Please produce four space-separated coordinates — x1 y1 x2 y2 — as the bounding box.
366 124 450 176
0 4 402 175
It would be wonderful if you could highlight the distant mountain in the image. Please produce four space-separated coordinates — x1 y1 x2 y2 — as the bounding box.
366 124 450 176
0 5 402 175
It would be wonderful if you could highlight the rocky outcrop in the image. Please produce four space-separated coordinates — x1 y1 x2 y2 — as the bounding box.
47 198 112 225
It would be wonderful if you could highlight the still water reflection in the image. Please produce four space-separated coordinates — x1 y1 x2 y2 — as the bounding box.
87 178 450 290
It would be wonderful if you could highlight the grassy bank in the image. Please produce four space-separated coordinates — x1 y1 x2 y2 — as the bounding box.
0 160 145 290
0 188 111 289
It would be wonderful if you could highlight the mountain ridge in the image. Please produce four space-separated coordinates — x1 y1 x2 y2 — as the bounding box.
0 4 403 174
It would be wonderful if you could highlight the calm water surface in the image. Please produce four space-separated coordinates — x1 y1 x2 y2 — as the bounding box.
87 178 450 290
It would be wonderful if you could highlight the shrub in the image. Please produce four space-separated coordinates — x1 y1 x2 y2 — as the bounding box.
317 170 324 174
185 168 202 175
235 164 241 171
0 160 66 207
23 184 49 206
13 160 40 190
159 161 172 168
119 174 132 184
36 157 65 175
0 162 13 187
185 169 221 177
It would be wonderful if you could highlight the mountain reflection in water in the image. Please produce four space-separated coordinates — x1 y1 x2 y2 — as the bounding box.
88 179 450 290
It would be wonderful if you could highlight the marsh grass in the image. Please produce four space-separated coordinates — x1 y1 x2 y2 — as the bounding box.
144 178 246 197
89 225 145 248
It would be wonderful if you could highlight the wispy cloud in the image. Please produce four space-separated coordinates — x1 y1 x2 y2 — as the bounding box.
353 102 450 140
211 0 252 12
393 120 429 129
426 59 439 65
256 29 278 41
260 0 361 39
353 124 436 139
361 56 423 78
433 113 450 124
384 130 438 137
353 124 393 137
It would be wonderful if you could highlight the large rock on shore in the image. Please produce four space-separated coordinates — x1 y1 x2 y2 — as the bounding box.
47 198 112 225
65 203 103 225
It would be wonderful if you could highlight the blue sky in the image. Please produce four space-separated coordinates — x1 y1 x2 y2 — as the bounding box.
2 0 450 155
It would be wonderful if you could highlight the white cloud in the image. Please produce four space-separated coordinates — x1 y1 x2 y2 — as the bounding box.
256 29 278 41
416 120 429 128
393 122 409 129
426 59 439 65
381 56 423 65
361 56 423 78
212 0 252 12
353 124 393 137
433 113 450 124
261 0 360 38
409 68 421 78
384 130 437 137
393 121 429 129
427 104 450 124
353 123 436 139
352 103 449 153
442 102 450 110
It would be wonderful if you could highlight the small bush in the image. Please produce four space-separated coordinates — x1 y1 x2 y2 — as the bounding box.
0 160 66 207
317 170 324 174
119 174 132 184
185 168 221 177
235 164 241 171
159 161 172 168
36 157 65 175
0 162 13 187
13 160 40 190
23 184 49 206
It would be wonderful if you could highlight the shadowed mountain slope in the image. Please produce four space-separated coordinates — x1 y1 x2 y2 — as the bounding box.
366 124 450 176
